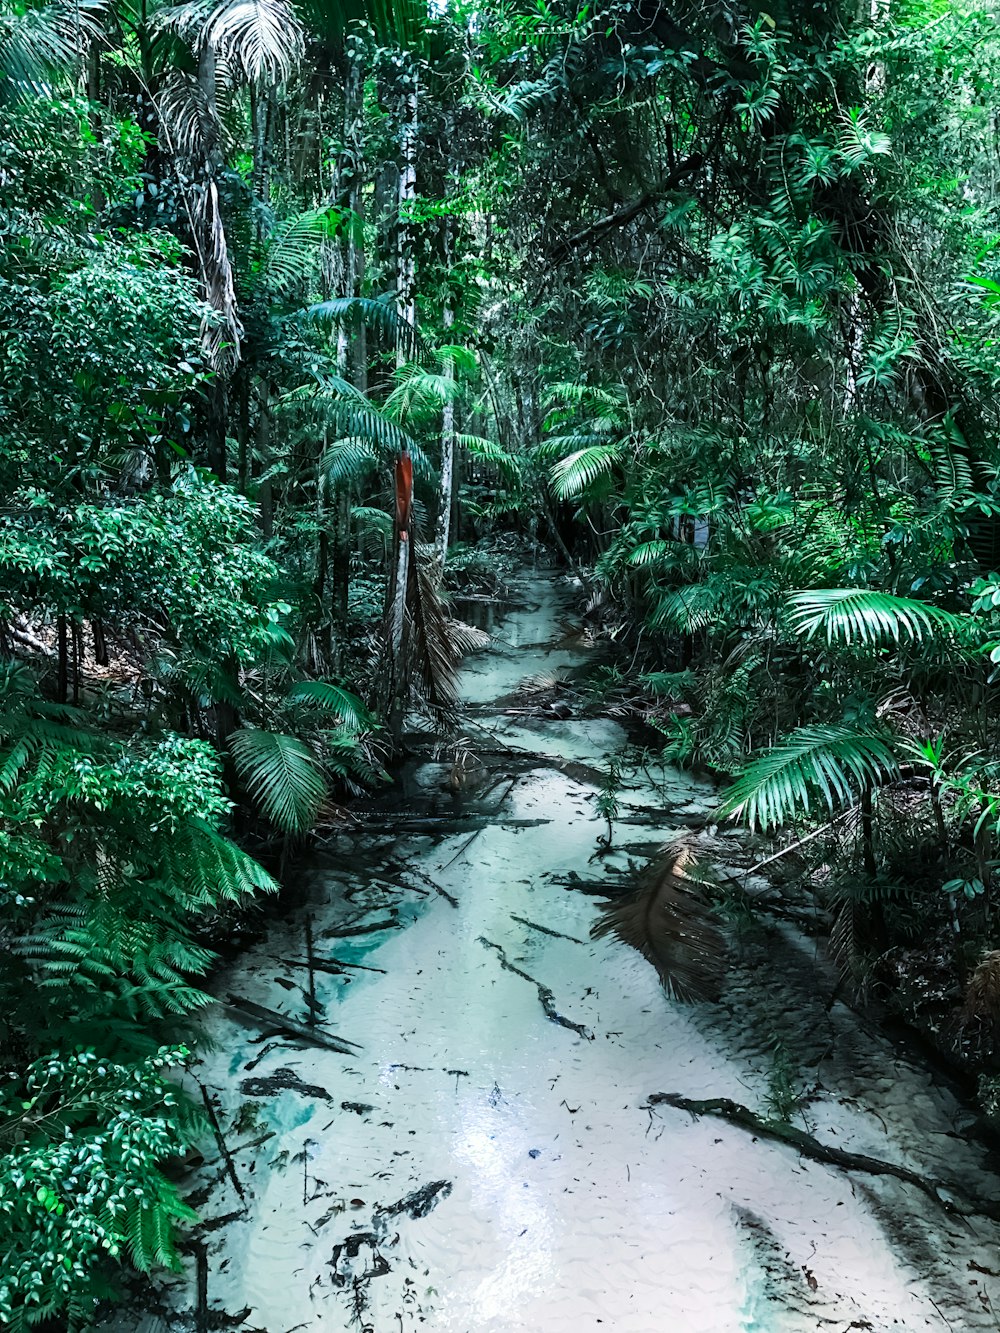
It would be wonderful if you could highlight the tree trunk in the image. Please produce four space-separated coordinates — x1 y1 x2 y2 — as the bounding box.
435 304 456 570
256 381 273 539
396 63 419 363
56 615 68 704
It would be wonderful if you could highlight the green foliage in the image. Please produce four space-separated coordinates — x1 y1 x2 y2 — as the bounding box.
720 726 901 831
285 679 376 731
6 0 1000 1302
229 728 328 834
0 1048 197 1329
787 589 967 648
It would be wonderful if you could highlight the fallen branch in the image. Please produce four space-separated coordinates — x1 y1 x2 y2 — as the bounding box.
322 915 399 937
353 814 550 832
511 913 586 945
478 937 593 1039
440 776 520 870
241 1068 334 1103
385 864 459 907
645 1092 1000 1221
225 996 362 1056
196 1081 247 1211
279 955 388 976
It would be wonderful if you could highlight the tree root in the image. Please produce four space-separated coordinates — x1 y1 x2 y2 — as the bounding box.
645 1092 1000 1222
479 937 593 1039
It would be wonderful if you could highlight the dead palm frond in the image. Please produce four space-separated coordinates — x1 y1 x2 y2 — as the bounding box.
156 72 243 370
406 540 463 719
961 951 1000 1032
591 843 726 1001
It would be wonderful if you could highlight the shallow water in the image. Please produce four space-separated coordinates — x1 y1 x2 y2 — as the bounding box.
119 573 1000 1333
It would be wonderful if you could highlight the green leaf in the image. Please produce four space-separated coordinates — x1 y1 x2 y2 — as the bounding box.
719 724 900 831
229 730 328 835
787 589 965 648
285 680 376 731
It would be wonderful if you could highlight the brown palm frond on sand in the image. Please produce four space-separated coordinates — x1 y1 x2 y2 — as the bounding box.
962 951 1000 1033
408 541 463 719
590 843 726 1002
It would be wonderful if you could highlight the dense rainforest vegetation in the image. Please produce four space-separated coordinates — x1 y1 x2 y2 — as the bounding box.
5 0 1000 1320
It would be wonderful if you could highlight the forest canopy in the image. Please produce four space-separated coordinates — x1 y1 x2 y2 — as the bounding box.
4 0 1000 1321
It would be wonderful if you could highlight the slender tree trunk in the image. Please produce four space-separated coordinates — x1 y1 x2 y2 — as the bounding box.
71 620 83 706
326 42 365 645
315 429 331 667
256 381 273 539
384 58 420 748
196 36 240 476
396 63 419 360
92 617 109 668
56 615 68 704
237 370 250 494
435 304 456 569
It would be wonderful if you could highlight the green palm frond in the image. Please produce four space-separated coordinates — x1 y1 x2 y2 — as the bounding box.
260 207 340 293
286 680 375 731
163 0 304 82
229 729 328 834
0 0 103 103
462 434 523 478
306 294 419 356
385 363 464 421
650 584 717 631
548 442 624 499
627 539 675 568
542 381 626 412
281 372 366 407
293 376 420 460
321 436 380 486
534 431 613 461
436 343 478 376
719 724 900 831
352 504 393 536
787 588 965 647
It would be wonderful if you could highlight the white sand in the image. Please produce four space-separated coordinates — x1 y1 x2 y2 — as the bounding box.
116 577 1000 1333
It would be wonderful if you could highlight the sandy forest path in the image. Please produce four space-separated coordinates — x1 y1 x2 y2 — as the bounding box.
114 570 1000 1332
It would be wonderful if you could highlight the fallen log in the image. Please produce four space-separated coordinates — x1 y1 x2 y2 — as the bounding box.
225 996 362 1056
645 1092 1000 1221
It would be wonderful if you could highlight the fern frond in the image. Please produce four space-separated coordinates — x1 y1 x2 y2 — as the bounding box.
178 818 279 902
